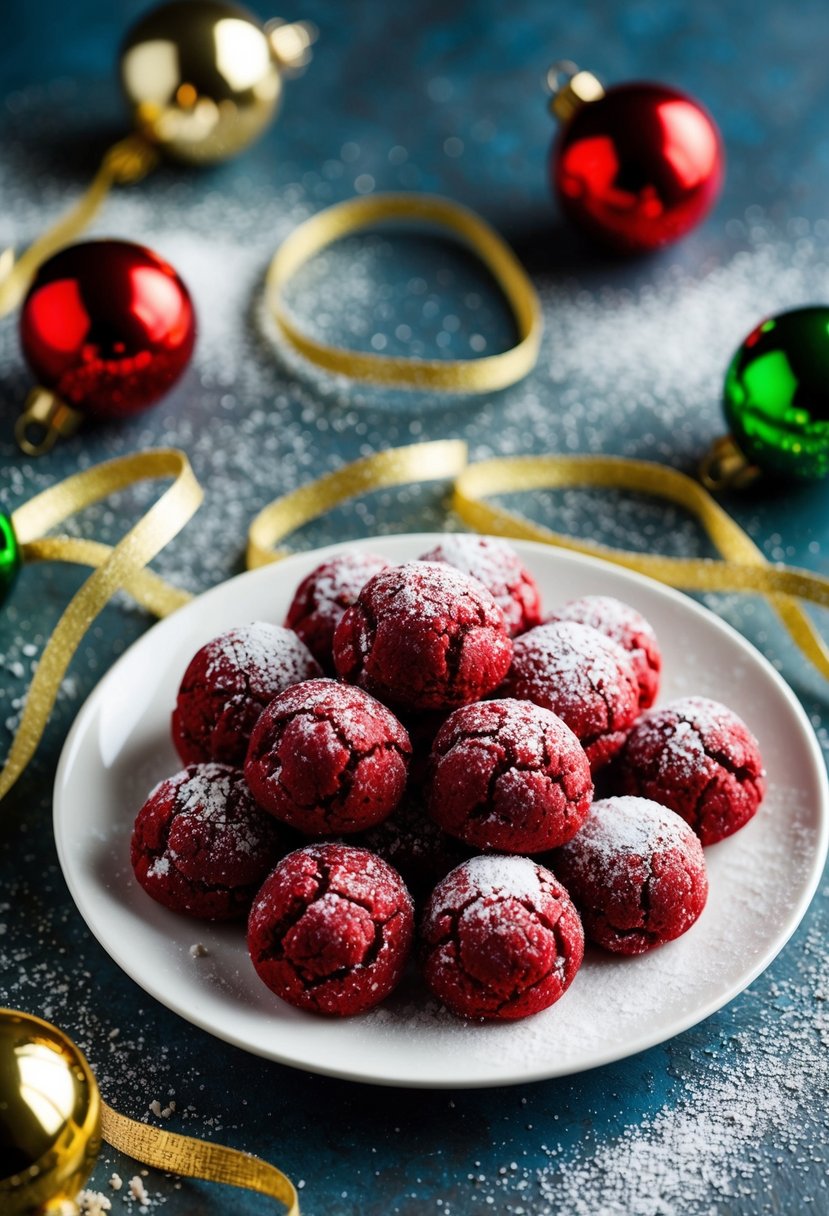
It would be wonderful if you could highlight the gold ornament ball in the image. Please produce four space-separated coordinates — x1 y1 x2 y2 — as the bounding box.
0 1009 100 1216
119 0 315 164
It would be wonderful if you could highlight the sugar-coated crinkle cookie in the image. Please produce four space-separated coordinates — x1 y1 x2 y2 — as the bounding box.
333 561 513 712
244 678 411 834
131 763 283 920
554 796 708 954
247 843 414 1016
418 535 542 637
421 855 584 1020
615 696 765 845
428 699 593 853
500 620 640 771
284 551 392 669
172 622 321 767
548 594 661 709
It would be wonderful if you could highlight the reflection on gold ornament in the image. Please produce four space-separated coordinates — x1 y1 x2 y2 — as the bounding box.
0 1010 100 1216
0 1008 300 1215
120 0 316 164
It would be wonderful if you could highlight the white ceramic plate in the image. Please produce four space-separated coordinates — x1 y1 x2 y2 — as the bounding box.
54 535 829 1088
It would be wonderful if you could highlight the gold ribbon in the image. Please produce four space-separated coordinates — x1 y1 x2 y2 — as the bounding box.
248 439 468 566
246 442 829 681
0 135 157 316
265 193 542 392
100 1101 299 1214
0 449 200 801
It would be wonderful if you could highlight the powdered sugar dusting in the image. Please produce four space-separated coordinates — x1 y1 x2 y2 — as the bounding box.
576 795 696 865
203 622 316 686
512 621 635 703
452 854 546 903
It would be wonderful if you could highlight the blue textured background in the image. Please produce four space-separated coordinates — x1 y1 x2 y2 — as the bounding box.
1 1 829 1213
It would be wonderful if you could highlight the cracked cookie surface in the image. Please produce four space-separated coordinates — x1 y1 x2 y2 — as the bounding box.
500 620 640 772
421 855 584 1020
428 699 593 853
172 622 321 767
247 843 414 1016
332 561 513 712
418 535 542 637
548 594 661 709
244 678 411 834
615 696 766 844
554 795 709 954
131 763 283 920
285 551 392 670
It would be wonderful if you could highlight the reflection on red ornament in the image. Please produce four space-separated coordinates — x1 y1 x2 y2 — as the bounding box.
18 239 195 452
549 75 724 254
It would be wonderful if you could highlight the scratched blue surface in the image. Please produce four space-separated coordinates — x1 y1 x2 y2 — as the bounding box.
1 1 829 1213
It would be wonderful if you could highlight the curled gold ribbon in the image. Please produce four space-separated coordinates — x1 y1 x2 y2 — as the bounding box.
0 136 157 316
247 443 829 681
100 1101 299 1214
1 449 200 801
265 193 542 392
248 438 469 566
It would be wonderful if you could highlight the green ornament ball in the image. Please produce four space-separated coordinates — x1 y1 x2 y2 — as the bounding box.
723 306 829 480
0 514 20 606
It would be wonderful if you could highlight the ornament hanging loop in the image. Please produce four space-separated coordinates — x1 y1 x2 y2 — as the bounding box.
15 389 82 458
546 60 605 122
699 435 761 493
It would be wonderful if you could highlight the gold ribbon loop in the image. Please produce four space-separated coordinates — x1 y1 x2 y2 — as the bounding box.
247 443 829 682
266 193 542 392
100 1102 299 1215
248 438 468 566
0 134 157 317
1 450 199 801
452 454 829 680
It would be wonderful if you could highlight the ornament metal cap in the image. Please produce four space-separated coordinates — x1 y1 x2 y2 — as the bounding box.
0 1008 101 1216
699 434 761 493
546 61 605 123
15 389 83 458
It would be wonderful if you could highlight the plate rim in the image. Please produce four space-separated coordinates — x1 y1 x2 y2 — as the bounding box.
54 533 829 1088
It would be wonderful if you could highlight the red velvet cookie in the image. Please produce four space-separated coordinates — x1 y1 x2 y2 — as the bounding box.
421 855 584 1020
172 623 321 767
244 678 411 834
554 796 708 954
247 843 414 1016
615 696 765 845
549 595 661 709
428 699 593 852
333 561 513 712
500 620 640 772
418 536 542 637
285 551 392 670
131 763 283 920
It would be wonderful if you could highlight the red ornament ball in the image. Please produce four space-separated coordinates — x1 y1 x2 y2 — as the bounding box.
20 239 195 419
552 82 724 253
